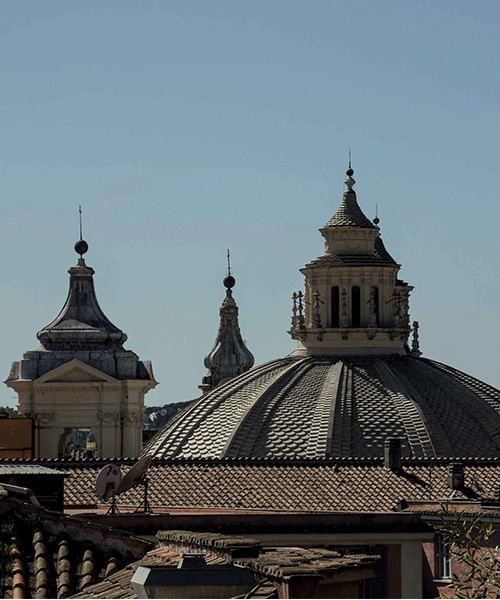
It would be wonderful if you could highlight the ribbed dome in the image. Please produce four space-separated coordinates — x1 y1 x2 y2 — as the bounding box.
144 355 500 460
145 165 500 462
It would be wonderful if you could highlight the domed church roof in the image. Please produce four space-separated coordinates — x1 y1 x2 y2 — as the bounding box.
144 355 500 459
144 164 500 460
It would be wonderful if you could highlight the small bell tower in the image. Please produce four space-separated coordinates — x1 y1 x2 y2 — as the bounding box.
199 252 254 393
290 164 412 355
5 222 157 458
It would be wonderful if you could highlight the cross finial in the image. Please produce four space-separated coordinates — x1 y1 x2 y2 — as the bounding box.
348 148 351 170
79 205 83 241
227 249 231 277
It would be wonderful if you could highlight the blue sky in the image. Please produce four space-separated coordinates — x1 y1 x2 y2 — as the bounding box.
1 0 499 408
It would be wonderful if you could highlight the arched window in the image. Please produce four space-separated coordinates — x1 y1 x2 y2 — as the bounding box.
352 286 361 327
331 286 340 327
59 428 99 459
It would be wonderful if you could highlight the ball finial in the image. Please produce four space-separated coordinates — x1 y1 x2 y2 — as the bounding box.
74 239 89 257
223 275 236 289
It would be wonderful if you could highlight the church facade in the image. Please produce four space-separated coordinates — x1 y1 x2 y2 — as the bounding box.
5 239 156 459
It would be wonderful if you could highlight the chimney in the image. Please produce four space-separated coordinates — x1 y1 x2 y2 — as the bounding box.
131 554 256 599
384 438 402 471
448 463 465 490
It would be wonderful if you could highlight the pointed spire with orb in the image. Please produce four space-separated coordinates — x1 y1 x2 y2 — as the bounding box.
199 250 254 394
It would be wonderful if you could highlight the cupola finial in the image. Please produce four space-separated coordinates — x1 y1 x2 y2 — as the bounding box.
345 153 355 191
223 248 235 290
74 205 89 258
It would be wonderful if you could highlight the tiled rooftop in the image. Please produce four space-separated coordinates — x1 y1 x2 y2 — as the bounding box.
0 465 65 476
69 547 228 599
142 354 500 460
305 236 398 268
69 530 380 599
5 456 500 513
0 497 152 599
237 546 378 580
324 190 377 229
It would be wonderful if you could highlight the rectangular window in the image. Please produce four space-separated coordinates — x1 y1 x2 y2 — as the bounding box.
373 286 379 326
436 533 452 580
331 286 340 327
351 286 361 327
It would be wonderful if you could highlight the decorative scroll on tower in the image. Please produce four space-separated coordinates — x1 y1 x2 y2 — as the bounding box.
289 165 413 355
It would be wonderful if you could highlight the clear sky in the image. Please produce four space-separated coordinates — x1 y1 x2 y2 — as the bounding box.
1 0 499 408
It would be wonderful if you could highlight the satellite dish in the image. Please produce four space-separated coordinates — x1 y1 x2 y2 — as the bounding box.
116 455 152 495
95 464 122 502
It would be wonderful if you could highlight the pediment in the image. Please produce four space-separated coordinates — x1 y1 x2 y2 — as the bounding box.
36 359 117 384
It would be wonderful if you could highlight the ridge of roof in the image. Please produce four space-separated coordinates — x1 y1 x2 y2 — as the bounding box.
5 455 500 468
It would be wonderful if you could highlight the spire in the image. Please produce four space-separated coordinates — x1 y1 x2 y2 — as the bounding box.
324 164 377 229
75 205 89 258
200 256 254 394
37 239 127 351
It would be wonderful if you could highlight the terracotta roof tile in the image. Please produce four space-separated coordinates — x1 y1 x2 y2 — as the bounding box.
72 532 380 600
26 458 500 513
236 546 378 579
69 546 206 599
0 499 151 599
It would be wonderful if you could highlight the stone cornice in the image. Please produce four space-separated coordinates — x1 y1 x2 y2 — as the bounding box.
8 380 154 393
301 265 399 277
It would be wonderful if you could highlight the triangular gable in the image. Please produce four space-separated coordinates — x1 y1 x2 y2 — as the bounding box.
36 359 118 384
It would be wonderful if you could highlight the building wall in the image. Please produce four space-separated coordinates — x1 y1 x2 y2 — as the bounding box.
422 529 500 598
0 418 32 458
12 366 151 459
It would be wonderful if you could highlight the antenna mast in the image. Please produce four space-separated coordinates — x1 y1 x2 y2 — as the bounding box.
79 205 83 241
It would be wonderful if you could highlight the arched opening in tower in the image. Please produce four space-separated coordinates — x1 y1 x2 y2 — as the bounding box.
59 428 99 459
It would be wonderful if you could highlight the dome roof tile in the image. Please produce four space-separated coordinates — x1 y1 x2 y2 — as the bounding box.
144 355 500 461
